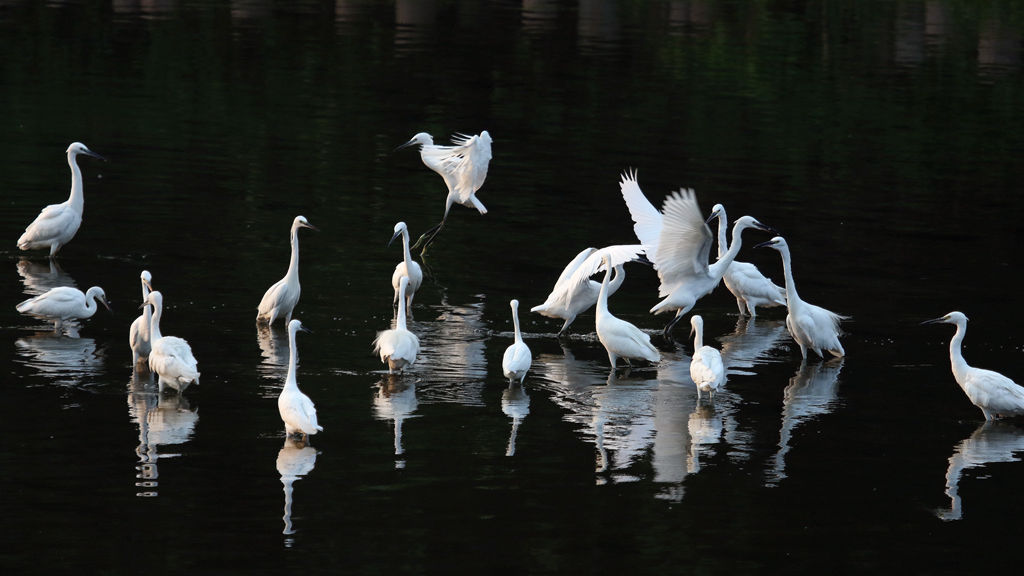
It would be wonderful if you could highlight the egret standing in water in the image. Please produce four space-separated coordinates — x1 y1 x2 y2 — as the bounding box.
923 312 1024 420
594 254 660 371
389 221 423 312
257 216 318 326
373 276 420 374
689 315 726 400
502 299 532 385
708 204 786 318
16 285 111 333
145 291 200 393
129 270 155 366
398 130 492 254
278 319 322 441
756 236 846 359
18 142 106 258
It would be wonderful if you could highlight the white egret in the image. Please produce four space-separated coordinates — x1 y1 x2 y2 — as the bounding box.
594 254 660 371
756 236 847 359
145 290 200 393
502 299 532 385
129 270 154 366
373 276 421 374
16 285 110 332
17 142 106 258
923 311 1024 420
278 319 323 440
399 130 492 253
257 215 318 326
388 221 423 311
689 315 726 400
709 204 786 317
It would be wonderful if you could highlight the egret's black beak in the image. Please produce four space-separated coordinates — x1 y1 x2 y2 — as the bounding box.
395 138 417 151
84 149 107 162
754 221 778 234
388 229 403 247
100 298 112 312
754 240 775 249
300 325 313 334
921 317 945 326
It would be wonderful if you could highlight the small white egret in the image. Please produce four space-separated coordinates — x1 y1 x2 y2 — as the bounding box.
399 130 492 253
145 291 200 393
278 319 323 440
709 204 786 317
257 215 318 326
594 254 660 371
502 299 532 385
129 270 154 366
16 285 111 332
756 236 847 359
689 315 726 400
18 142 106 258
923 312 1024 420
388 221 423 311
373 276 421 374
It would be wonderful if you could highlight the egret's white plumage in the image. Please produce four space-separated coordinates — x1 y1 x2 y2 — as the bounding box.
389 221 423 310
18 142 105 258
689 315 726 400
756 236 846 359
923 311 1024 421
373 276 420 374
502 299 532 385
594 254 660 371
16 285 110 332
257 215 318 326
278 319 322 439
145 291 200 393
709 204 786 317
129 270 154 366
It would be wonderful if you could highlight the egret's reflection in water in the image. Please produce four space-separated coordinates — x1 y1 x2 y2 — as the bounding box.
937 420 1024 521
411 295 488 407
127 371 199 496
718 318 789 376
501 385 530 456
256 324 290 395
276 437 319 540
372 375 419 468
17 258 77 297
15 332 105 389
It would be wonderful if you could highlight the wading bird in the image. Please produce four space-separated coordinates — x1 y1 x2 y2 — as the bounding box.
923 311 1024 420
257 216 318 326
145 290 200 393
708 204 786 318
502 299 532 385
278 319 322 440
594 254 660 371
756 236 846 359
689 315 725 400
16 285 110 333
129 270 154 366
374 276 420 374
18 142 106 258
389 221 423 311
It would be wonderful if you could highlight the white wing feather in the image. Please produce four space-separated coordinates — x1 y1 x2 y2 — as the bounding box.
654 189 713 297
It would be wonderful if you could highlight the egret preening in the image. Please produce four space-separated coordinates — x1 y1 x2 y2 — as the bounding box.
756 236 846 359
129 270 155 366
389 221 423 311
709 204 786 317
278 319 322 440
16 285 110 333
373 276 420 374
502 299 532 385
17 142 106 258
689 315 726 400
923 312 1024 420
399 130 492 254
594 254 660 371
145 290 200 393
257 216 318 326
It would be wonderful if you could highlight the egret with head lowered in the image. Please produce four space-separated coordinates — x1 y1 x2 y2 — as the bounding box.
129 270 155 366
257 216 318 326
689 315 726 400
502 299 532 385
373 276 420 374
278 319 322 441
389 221 423 312
16 285 110 333
145 290 200 393
708 203 786 318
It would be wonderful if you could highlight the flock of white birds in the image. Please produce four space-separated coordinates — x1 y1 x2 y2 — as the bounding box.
13 137 1024 447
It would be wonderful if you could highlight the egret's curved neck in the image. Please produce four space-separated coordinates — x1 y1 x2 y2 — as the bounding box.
693 324 704 349
715 213 729 260
596 264 612 316
68 152 85 211
608 265 626 293
709 222 748 278
512 304 523 343
286 327 299 388
149 300 163 341
401 229 413 267
776 245 801 306
396 285 408 330
948 321 971 384
286 225 301 281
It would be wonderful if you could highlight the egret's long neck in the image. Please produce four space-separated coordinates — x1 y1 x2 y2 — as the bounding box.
608 265 626 294
512 304 523 344
141 284 151 336
68 152 85 212
396 284 408 330
948 321 971 384
286 225 301 281
286 327 299 389
401 229 413 268
777 245 801 306
149 301 163 341
596 264 612 316
715 213 729 260
709 223 747 278
693 324 704 349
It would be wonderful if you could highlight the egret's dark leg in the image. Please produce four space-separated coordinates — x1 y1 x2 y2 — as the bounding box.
662 311 685 342
412 219 446 255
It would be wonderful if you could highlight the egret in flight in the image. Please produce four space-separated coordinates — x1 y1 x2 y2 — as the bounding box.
923 311 1024 420
756 237 846 359
373 276 420 374
594 254 660 371
18 142 106 258
389 221 423 311
708 204 786 317
689 315 726 400
257 216 318 326
145 290 200 393
129 270 155 366
502 299 532 385
16 285 111 332
398 130 492 253
278 319 323 440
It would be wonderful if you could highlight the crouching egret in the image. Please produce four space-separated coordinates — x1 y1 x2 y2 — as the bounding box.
502 299 532 385
373 276 420 374
389 221 423 311
398 130 492 254
257 216 318 326
129 270 154 366
594 254 660 371
18 142 106 258
16 285 110 332
145 291 200 393
923 311 1024 420
279 319 323 440
708 204 786 317
756 237 847 359
689 315 726 400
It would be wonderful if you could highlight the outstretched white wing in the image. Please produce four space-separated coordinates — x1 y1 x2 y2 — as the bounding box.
655 189 713 297
619 170 662 249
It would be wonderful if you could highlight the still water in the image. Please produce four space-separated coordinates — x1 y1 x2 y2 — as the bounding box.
3 1 1024 573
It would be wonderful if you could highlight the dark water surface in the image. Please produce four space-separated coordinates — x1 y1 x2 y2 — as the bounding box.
3 1 1024 574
